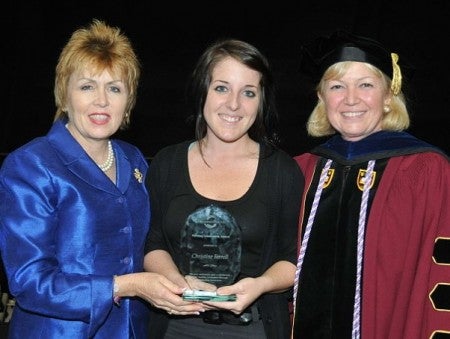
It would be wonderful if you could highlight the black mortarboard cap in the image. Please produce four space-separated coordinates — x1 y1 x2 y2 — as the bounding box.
299 30 413 95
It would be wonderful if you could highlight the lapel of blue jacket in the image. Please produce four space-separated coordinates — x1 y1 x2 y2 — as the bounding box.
46 119 129 196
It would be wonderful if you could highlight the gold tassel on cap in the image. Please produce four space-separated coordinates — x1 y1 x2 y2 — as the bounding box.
390 53 402 95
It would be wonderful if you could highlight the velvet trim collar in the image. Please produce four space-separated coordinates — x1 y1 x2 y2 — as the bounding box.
311 131 444 165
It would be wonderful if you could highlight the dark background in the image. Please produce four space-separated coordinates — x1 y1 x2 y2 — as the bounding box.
1 0 449 162
0 0 448 335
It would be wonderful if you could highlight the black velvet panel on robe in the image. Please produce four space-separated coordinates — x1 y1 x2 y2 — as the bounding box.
293 157 388 338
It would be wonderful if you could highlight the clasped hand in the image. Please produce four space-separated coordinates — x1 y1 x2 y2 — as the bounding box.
198 277 262 315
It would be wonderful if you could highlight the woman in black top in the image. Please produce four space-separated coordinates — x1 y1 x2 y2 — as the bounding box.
144 38 304 339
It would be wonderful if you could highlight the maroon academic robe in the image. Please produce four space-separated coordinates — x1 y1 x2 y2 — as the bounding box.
293 148 450 338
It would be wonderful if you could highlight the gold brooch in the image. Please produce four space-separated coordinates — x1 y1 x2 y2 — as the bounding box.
134 168 143 183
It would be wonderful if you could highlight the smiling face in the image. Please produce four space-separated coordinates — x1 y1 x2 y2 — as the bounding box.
65 67 128 146
203 56 261 143
320 62 391 141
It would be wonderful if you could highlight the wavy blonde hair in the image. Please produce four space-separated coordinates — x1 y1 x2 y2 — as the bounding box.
306 61 409 137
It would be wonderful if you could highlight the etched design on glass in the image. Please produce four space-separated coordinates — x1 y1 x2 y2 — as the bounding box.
180 204 241 286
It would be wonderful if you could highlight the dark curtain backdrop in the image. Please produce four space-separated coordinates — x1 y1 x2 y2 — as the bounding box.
1 1 449 160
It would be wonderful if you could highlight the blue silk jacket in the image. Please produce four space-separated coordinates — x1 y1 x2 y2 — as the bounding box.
0 119 150 338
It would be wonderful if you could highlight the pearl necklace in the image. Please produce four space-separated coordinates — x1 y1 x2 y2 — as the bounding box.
98 140 114 172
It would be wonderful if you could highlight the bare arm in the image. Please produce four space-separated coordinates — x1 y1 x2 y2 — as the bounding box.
255 260 296 294
144 249 189 287
206 260 296 315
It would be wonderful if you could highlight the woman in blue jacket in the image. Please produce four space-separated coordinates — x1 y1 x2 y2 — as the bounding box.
0 19 184 338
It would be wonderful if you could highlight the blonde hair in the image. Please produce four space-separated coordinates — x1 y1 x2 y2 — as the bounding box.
306 62 410 137
53 19 140 129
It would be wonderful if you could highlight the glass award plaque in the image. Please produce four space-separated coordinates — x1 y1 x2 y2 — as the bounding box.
182 289 237 301
180 204 241 287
